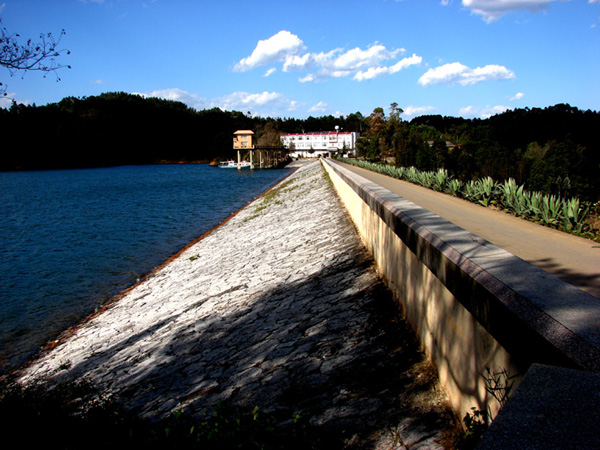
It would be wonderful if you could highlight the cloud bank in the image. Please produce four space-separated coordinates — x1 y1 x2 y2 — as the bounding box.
418 62 515 86
137 88 208 110
233 30 305 72
137 88 297 116
403 105 437 117
235 30 422 82
459 104 513 118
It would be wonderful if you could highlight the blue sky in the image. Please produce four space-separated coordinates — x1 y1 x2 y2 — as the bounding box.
1 0 599 119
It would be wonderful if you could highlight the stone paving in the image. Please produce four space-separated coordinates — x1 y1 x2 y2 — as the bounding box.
21 161 459 449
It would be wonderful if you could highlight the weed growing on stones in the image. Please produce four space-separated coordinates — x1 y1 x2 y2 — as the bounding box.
457 407 488 449
454 367 518 449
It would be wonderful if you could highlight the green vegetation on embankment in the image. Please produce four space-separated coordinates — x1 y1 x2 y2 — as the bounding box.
337 158 600 242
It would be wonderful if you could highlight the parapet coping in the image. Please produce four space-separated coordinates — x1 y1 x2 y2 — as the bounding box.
323 159 600 372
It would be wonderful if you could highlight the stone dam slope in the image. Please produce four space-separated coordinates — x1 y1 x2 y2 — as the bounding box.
20 161 459 449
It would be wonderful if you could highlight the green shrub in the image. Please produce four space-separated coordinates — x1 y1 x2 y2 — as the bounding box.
447 179 464 197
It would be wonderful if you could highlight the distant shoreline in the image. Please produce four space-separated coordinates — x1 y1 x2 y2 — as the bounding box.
1 160 212 172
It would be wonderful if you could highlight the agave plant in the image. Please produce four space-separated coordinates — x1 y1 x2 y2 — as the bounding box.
499 179 531 218
379 164 394 177
447 179 464 197
405 167 419 184
462 180 479 202
475 177 498 207
561 197 589 233
418 171 436 189
529 191 544 219
498 178 520 209
540 194 562 227
391 166 405 180
395 166 406 180
433 168 450 192
509 191 529 218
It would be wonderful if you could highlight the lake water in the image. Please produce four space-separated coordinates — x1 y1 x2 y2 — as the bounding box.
0 164 291 374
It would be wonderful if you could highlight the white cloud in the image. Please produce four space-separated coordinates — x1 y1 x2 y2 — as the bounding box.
91 79 103 85
353 66 390 82
334 45 401 72
308 101 328 113
459 104 512 118
138 88 208 110
459 105 476 116
0 94 15 109
236 31 420 83
298 73 316 83
216 91 286 111
0 92 33 109
309 45 414 81
264 68 276 77
481 105 512 118
462 0 566 23
136 88 298 117
511 92 525 101
418 62 515 86
354 53 422 81
234 30 304 72
283 52 318 72
389 54 423 72
403 105 437 117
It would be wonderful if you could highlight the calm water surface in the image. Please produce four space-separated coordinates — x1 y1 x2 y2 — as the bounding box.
0 164 290 373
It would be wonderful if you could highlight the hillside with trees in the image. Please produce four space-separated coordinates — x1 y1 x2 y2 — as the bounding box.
0 92 367 171
1 93 598 204
1 92 253 169
357 103 600 203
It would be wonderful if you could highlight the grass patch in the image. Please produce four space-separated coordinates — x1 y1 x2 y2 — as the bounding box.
241 179 299 224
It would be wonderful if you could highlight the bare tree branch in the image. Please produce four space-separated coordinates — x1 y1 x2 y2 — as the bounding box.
1 18 71 96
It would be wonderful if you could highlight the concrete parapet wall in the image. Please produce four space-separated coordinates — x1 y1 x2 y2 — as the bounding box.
322 158 600 419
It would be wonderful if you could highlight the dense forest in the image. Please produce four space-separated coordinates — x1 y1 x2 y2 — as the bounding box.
357 103 600 203
1 92 598 202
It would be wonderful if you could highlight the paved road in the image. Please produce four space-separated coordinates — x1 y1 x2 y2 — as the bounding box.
339 162 600 299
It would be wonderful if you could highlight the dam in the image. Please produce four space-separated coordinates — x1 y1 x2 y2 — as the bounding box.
323 158 600 449
20 160 459 448
20 158 600 448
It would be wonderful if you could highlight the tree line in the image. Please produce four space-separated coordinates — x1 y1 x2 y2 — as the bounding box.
356 103 600 202
1 93 598 202
0 92 364 171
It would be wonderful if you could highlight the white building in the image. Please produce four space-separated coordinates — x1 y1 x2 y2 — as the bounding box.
280 130 359 158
